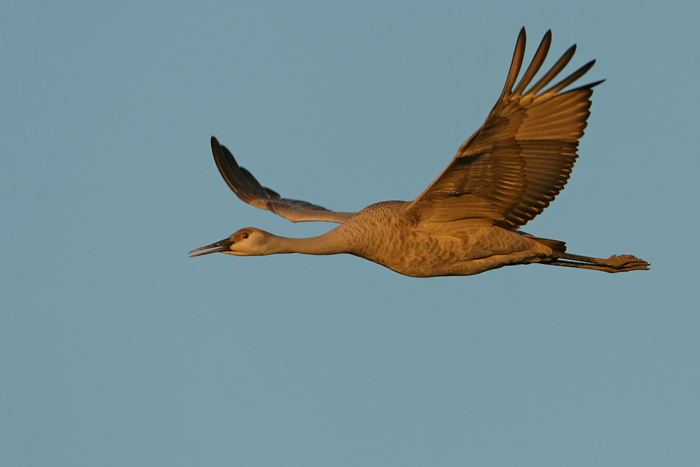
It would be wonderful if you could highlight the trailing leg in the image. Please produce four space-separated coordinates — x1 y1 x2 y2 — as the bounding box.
543 252 650 273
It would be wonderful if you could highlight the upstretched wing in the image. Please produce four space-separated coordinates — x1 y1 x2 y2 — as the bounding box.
210 136 355 223
404 28 602 229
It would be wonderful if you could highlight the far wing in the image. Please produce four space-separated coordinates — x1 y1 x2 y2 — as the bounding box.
210 136 355 223
404 28 602 229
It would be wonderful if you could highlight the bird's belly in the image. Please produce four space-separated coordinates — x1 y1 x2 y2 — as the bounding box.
356 227 546 277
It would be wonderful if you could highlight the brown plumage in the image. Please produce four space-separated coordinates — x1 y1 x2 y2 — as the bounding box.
189 28 649 277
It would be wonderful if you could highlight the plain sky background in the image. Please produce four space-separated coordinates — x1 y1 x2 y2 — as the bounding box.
2 1 699 466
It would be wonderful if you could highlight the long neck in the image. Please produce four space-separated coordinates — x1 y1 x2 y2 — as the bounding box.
267 228 352 256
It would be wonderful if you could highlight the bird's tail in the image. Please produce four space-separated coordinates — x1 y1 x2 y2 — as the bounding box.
522 234 567 253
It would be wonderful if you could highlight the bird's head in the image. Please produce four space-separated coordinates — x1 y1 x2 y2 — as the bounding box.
189 227 274 257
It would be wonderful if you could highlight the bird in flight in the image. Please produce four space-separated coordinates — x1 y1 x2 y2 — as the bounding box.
190 28 649 277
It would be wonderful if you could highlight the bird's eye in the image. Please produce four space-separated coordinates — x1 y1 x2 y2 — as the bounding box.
241 232 249 239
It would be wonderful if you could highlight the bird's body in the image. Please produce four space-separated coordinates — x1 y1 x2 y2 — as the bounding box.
305 201 550 277
190 29 649 276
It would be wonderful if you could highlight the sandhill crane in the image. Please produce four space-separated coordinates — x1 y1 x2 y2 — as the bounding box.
189 28 649 277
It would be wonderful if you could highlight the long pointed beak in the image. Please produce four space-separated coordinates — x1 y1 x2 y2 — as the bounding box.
188 237 234 257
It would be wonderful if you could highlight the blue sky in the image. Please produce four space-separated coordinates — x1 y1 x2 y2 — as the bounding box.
2 1 699 466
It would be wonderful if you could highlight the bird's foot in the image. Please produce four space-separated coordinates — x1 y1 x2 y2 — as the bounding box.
605 254 650 271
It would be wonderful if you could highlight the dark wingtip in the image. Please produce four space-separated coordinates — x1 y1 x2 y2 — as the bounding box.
518 27 526 41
